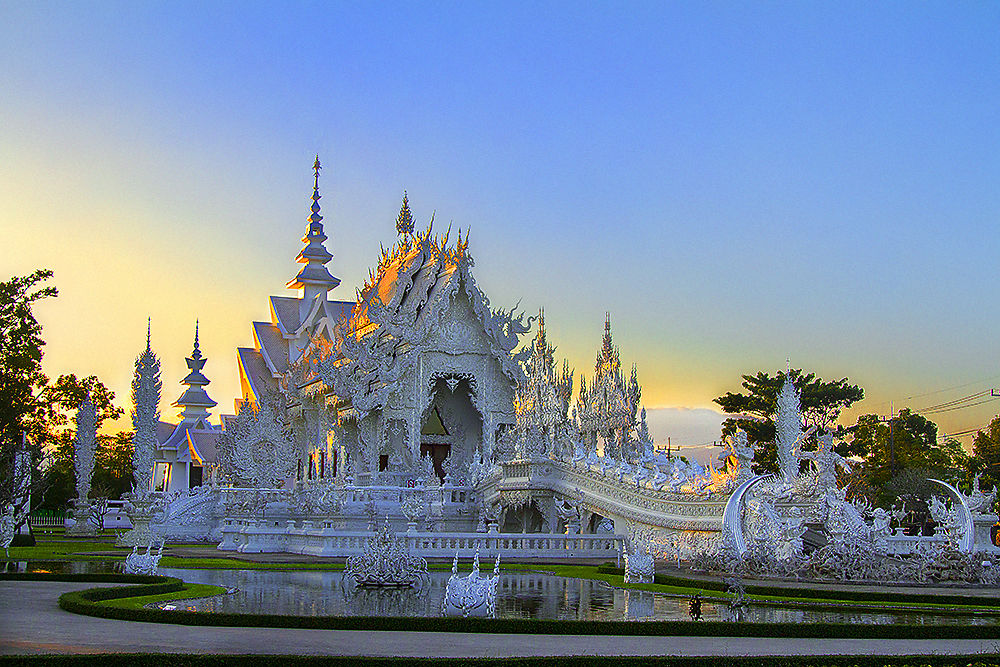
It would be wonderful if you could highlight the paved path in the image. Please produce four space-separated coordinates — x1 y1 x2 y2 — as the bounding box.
1 582 997 657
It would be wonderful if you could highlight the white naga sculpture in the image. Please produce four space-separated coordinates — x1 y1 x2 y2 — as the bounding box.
343 518 429 588
124 541 164 576
442 551 501 617
68 395 98 536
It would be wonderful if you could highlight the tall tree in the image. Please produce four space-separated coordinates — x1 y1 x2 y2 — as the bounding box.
714 368 864 475
36 374 123 510
846 408 968 507
0 269 57 513
93 431 135 500
967 414 1000 496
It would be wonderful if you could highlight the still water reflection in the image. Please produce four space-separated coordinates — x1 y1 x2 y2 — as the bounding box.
10 561 993 624
154 567 997 625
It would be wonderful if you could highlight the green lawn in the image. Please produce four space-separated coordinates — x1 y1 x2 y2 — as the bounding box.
97 583 228 610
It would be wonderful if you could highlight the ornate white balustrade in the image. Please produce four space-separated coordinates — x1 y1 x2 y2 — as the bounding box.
219 517 623 559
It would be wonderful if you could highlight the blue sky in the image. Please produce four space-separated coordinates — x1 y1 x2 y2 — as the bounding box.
2 2 998 457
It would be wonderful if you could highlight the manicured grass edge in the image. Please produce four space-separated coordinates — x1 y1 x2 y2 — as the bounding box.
594 566 1000 608
55 580 1000 639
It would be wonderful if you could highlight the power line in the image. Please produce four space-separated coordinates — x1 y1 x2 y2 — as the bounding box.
868 373 1000 411
921 395 1000 416
901 374 1000 402
916 390 991 413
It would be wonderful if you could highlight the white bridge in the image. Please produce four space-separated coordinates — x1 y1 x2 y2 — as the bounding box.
483 457 729 541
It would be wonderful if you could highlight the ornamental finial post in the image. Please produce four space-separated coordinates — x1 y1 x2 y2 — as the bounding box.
310 156 323 227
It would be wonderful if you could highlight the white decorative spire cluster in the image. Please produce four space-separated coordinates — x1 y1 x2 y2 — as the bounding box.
73 395 96 503
174 321 216 425
131 319 162 496
576 313 642 461
287 156 340 299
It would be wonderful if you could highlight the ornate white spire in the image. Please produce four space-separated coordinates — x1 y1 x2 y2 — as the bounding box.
287 156 340 299
174 320 217 425
131 319 162 496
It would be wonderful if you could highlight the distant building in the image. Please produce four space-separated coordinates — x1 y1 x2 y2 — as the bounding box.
152 323 221 494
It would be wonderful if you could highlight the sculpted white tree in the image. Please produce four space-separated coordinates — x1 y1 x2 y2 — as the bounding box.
130 322 161 497
73 396 96 503
775 376 803 483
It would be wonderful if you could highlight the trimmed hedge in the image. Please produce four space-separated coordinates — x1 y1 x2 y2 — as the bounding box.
56 581 1000 639
0 655 998 667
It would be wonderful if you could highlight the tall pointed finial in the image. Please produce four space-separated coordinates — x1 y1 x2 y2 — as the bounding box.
288 156 339 296
309 156 323 228
192 320 202 359
396 191 414 236
145 317 151 351
175 318 216 423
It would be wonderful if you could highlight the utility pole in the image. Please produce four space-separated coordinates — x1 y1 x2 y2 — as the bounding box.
878 404 897 478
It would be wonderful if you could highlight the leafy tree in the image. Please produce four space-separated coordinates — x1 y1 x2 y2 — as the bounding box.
0 270 57 512
846 408 968 507
714 368 864 475
1 269 127 515
93 431 134 500
967 414 1000 496
35 374 123 510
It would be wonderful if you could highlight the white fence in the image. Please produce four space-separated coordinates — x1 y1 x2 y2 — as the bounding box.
219 518 624 561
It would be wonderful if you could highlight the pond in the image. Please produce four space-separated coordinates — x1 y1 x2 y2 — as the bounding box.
156 567 997 624
10 560 996 624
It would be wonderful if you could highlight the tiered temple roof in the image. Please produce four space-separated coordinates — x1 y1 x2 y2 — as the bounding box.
236 158 353 404
158 322 220 467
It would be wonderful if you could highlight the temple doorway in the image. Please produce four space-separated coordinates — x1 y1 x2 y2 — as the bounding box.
420 377 482 483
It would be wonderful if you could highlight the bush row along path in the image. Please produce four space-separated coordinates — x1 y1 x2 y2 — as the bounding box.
1 582 999 658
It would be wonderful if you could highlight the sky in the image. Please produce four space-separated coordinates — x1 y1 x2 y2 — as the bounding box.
2 2 998 463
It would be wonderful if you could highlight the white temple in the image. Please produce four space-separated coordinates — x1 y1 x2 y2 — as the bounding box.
130 159 997 569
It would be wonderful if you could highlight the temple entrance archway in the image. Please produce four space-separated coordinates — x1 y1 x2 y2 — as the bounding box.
420 377 482 483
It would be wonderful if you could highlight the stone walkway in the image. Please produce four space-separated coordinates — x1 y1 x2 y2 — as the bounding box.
1 582 998 657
